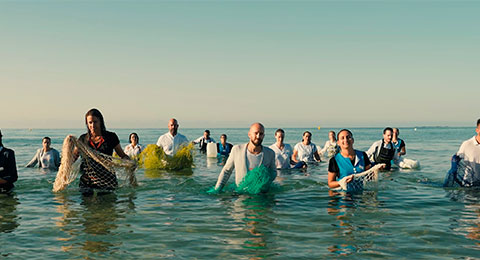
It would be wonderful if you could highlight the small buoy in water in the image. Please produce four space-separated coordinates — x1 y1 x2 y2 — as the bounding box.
317 126 321 130
414 128 417 131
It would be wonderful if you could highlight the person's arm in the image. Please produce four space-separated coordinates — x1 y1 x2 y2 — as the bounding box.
365 142 378 160
267 149 277 171
292 146 299 163
156 136 164 147
192 136 202 144
54 150 61 168
25 149 40 168
363 152 372 171
312 144 321 162
399 141 406 156
319 141 329 155
114 144 130 159
328 171 353 189
314 149 322 162
214 148 236 191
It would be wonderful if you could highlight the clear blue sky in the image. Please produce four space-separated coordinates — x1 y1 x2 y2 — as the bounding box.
1 1 479 129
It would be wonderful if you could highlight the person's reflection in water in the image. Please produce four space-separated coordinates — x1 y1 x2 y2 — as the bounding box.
52 192 78 252
446 189 480 243
0 193 19 233
80 193 120 253
225 194 277 259
53 191 137 255
327 190 381 256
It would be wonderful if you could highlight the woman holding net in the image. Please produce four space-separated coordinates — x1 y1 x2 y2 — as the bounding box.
327 129 374 190
76 108 131 195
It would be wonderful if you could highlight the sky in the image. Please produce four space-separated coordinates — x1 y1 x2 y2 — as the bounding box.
1 1 479 129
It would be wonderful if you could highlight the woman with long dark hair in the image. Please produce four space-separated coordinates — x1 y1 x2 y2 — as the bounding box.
78 108 129 194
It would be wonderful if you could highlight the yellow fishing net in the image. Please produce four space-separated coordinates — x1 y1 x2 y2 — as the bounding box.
137 143 194 171
53 135 137 192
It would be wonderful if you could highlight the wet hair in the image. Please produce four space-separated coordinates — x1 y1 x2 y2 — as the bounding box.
302 131 312 142
337 129 353 140
329 131 336 140
42 137 51 142
477 119 480 126
0 129 3 146
220 134 227 139
85 108 107 138
205 130 210 135
393 128 400 135
383 127 393 134
275 129 285 135
129 133 139 143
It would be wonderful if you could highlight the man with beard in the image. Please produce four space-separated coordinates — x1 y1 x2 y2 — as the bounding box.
214 123 276 192
156 118 189 156
366 127 398 170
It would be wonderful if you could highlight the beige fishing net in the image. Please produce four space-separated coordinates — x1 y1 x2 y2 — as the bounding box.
337 163 385 192
53 135 137 192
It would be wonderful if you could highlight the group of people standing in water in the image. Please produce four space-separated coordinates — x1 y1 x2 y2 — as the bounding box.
1 107 479 195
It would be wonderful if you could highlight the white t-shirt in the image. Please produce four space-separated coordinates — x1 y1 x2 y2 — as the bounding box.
269 143 293 169
457 136 480 175
294 142 318 162
156 132 189 156
246 149 264 171
124 143 143 158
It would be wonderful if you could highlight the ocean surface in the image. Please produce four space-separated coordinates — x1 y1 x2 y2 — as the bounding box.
1 127 479 259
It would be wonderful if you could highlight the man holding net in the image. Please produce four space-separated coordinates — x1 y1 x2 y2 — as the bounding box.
451 118 480 187
213 123 276 193
156 118 189 156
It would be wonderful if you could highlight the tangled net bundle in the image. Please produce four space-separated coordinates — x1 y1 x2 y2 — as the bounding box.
444 155 480 187
53 135 137 192
337 164 385 193
235 165 277 194
137 143 194 171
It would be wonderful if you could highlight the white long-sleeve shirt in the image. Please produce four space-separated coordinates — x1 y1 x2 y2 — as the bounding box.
124 143 143 158
269 143 293 169
156 132 189 156
25 148 61 170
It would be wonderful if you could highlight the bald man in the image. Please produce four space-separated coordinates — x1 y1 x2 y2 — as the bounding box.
156 118 189 156
214 123 276 191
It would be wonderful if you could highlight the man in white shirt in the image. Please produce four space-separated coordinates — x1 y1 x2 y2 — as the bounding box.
366 127 398 170
269 129 306 169
214 123 276 191
156 118 189 156
455 119 480 185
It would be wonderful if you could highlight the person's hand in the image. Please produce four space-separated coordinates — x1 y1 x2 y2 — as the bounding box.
345 175 354 183
378 164 386 170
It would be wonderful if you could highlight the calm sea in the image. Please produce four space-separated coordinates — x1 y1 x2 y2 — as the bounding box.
1 127 479 259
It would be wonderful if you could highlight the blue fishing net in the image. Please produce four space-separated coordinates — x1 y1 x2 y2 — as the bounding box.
444 155 480 187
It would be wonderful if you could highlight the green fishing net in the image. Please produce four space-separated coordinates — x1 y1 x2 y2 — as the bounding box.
138 143 194 171
208 165 277 195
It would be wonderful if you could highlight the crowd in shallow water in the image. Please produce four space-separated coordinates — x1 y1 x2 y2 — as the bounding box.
1 108 479 195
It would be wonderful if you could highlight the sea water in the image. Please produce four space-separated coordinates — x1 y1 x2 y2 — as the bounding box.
1 127 479 259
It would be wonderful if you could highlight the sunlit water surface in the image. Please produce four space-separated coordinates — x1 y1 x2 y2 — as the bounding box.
1 127 479 259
